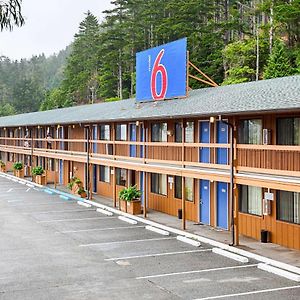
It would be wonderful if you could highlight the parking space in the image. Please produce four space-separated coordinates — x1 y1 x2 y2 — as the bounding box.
0 175 299 300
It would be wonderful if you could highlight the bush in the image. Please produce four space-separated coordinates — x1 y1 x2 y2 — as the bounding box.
32 166 44 176
0 160 5 167
13 162 23 170
119 185 141 202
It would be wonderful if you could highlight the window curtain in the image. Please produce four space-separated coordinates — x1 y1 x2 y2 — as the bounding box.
185 122 194 143
278 191 294 223
175 123 182 143
239 119 262 144
248 186 262 216
175 176 182 198
277 118 294 145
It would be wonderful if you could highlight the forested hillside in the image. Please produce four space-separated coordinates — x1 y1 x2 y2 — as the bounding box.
0 47 70 116
1 0 300 115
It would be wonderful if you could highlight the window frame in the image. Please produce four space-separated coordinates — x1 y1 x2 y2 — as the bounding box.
151 173 167 196
151 123 167 142
276 190 300 225
238 118 263 144
99 165 110 183
239 185 262 216
99 124 110 141
116 124 127 141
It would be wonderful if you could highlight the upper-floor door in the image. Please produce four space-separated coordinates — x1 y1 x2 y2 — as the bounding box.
129 123 137 157
199 121 210 163
216 121 228 164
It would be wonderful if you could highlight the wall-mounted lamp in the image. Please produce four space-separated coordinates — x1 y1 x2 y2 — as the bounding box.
136 121 140 126
209 116 215 123
57 125 61 129
3 128 6 131
37 125 41 129
72 124 76 129
167 130 174 137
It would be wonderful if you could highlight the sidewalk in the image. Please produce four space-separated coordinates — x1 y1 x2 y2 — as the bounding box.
49 183 300 268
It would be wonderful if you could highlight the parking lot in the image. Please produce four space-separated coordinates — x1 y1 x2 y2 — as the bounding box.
0 175 300 300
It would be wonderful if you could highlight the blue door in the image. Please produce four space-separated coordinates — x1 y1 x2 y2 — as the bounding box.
216 121 228 164
200 180 210 224
217 182 228 229
59 160 63 184
140 172 144 206
93 165 97 193
199 121 210 163
130 124 137 157
140 126 144 158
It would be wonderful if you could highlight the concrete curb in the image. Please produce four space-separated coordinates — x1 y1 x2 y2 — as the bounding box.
177 236 201 247
212 248 249 263
1 172 300 277
258 263 300 282
145 225 170 236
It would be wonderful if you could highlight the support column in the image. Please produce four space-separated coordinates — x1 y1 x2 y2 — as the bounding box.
112 123 117 208
181 119 186 230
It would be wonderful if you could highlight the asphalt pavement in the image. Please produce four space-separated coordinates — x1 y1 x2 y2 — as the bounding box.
0 176 300 299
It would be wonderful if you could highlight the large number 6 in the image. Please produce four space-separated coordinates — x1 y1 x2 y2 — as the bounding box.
151 49 168 100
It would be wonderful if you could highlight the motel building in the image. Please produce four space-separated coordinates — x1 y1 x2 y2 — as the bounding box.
0 75 300 250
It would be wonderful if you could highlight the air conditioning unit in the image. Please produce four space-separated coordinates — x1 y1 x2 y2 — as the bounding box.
263 129 271 145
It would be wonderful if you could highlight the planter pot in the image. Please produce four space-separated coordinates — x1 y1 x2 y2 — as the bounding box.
120 199 141 215
15 169 24 178
34 175 47 185
79 192 87 198
0 166 6 173
72 183 82 194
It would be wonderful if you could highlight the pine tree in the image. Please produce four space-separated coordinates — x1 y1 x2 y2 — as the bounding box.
264 40 294 79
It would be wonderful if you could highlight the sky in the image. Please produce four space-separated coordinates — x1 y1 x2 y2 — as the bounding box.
0 0 113 60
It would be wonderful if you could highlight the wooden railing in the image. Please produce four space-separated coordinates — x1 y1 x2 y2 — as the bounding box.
1 137 300 177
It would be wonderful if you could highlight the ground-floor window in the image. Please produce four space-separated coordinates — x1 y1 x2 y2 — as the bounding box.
239 185 262 216
151 173 167 196
99 165 110 183
174 176 194 201
277 191 300 225
116 168 126 186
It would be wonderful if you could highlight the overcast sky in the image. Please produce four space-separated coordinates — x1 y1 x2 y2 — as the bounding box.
0 0 113 60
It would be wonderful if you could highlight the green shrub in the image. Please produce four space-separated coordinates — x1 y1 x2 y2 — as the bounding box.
31 166 44 176
0 160 5 167
13 162 23 170
119 185 141 202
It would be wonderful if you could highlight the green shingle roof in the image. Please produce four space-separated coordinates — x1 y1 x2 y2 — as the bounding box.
0 75 299 128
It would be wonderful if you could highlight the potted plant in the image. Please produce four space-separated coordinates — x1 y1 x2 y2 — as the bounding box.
67 176 83 194
0 160 6 172
13 162 24 178
118 185 142 215
31 166 46 185
77 187 87 198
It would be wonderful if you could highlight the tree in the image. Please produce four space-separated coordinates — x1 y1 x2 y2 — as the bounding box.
264 40 294 79
0 0 24 31
61 11 101 105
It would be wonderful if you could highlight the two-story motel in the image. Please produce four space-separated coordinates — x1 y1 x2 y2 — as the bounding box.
0 75 300 250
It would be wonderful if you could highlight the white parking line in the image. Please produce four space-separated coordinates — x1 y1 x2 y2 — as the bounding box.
37 216 116 223
7 199 23 203
6 188 13 193
193 285 300 300
10 201 76 207
80 237 176 247
136 264 258 279
23 209 96 215
25 188 31 192
105 249 212 261
59 225 145 234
